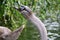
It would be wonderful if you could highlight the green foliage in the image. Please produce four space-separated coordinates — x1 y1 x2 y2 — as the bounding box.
0 0 60 40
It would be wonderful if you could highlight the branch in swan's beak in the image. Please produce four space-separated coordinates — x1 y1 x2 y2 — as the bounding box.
14 6 32 18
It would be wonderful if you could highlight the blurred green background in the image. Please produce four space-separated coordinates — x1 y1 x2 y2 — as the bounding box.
0 0 60 40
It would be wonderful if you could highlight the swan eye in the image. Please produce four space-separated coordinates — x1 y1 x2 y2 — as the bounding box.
5 35 8 37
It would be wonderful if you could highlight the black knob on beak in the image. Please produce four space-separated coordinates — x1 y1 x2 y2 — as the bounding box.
13 5 25 11
20 6 25 11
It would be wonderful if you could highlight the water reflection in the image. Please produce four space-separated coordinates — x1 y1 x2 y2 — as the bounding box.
44 19 60 40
